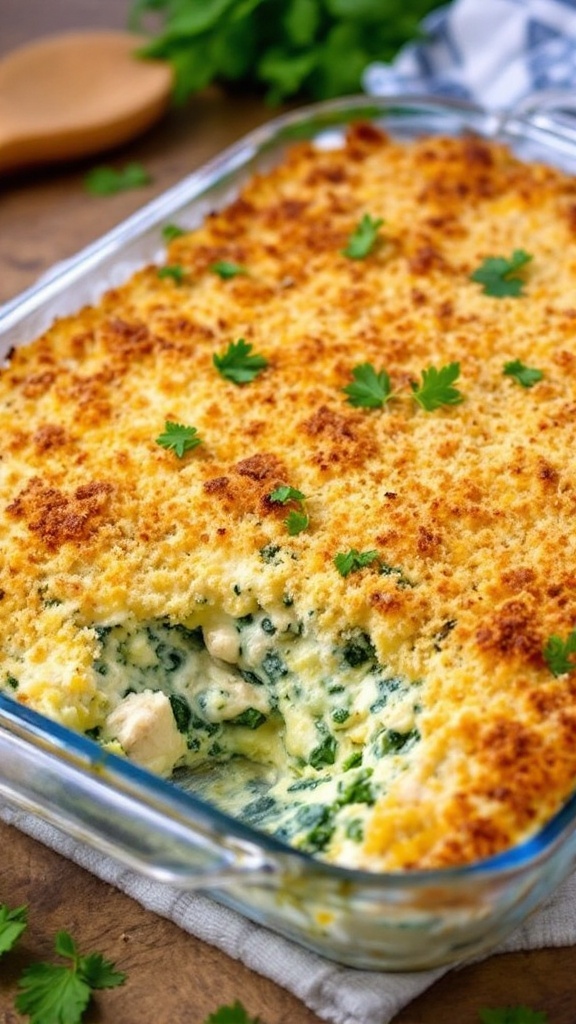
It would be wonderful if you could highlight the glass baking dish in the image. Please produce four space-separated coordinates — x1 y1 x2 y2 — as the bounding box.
2 94 576 972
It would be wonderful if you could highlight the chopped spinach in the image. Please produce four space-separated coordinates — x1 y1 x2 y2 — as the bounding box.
337 768 375 806
342 751 363 771
331 707 349 724
260 544 281 564
345 819 364 842
309 731 337 770
262 651 288 683
375 728 420 757
299 806 335 853
229 708 267 729
370 675 403 712
340 630 376 668
169 692 192 733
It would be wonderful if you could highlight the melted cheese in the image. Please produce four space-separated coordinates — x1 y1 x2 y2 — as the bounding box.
2 124 576 870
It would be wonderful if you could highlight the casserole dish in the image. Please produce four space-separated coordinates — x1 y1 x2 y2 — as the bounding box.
2 93 576 971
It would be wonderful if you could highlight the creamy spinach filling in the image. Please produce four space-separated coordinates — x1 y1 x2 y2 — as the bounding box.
91 608 421 861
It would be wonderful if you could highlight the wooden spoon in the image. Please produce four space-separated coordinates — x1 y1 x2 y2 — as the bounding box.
0 31 173 173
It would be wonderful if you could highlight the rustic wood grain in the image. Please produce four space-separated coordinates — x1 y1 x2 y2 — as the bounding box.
3 3 576 1022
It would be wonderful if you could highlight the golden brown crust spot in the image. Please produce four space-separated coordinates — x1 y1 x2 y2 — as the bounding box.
6 477 113 549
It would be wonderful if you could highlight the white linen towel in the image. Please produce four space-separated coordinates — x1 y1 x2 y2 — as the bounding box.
3 800 576 1024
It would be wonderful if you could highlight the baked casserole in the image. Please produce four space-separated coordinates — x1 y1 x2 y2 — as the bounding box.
3 121 576 874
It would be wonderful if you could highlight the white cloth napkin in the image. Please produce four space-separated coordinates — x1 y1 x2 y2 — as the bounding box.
6 3 576 1021
3 801 576 1024
363 0 576 110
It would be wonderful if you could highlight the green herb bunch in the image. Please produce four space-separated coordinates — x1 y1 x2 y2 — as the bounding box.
129 0 443 105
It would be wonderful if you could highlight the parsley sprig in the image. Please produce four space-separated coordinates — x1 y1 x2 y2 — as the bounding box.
470 250 533 297
479 1008 548 1023
269 485 309 535
162 223 186 242
503 359 544 388
84 162 151 196
129 0 444 106
343 363 393 409
12 925 125 1024
344 360 463 412
205 1000 262 1024
157 263 187 284
342 214 384 259
334 548 379 577
214 339 268 385
156 421 203 457
0 903 27 956
211 260 248 279
411 361 464 411
543 629 576 676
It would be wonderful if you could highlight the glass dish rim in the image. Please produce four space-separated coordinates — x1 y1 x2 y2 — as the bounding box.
2 91 576 893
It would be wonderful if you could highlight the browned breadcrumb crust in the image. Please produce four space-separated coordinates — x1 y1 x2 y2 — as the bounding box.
2 122 576 870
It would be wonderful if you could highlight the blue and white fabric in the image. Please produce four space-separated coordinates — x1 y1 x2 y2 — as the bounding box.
364 0 576 110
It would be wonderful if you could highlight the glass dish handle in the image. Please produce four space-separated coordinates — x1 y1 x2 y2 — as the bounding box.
0 697 279 889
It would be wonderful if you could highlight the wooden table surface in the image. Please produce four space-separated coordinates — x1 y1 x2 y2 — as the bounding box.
2 2 576 1021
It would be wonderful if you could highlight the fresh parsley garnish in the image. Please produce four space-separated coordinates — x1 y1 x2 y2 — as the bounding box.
343 362 392 408
15 930 125 1024
213 339 268 384
411 361 464 411
342 214 384 259
543 630 576 676
479 1008 548 1024
84 162 151 196
269 485 309 534
269 485 306 504
162 223 186 242
470 250 533 297
204 1000 262 1024
334 549 379 577
211 260 248 279
286 509 309 535
158 263 186 284
0 903 27 956
156 421 202 457
503 359 544 388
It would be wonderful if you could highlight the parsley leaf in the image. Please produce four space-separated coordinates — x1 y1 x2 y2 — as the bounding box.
479 1008 548 1024
343 362 392 408
211 260 248 279
269 485 309 535
503 359 544 388
84 162 151 196
205 1000 262 1024
158 264 187 284
15 930 125 1024
543 630 576 676
0 903 27 956
342 214 384 259
411 362 464 411
286 510 309 535
162 223 186 242
470 250 533 298
269 485 306 504
334 549 379 577
213 338 268 385
156 421 203 457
